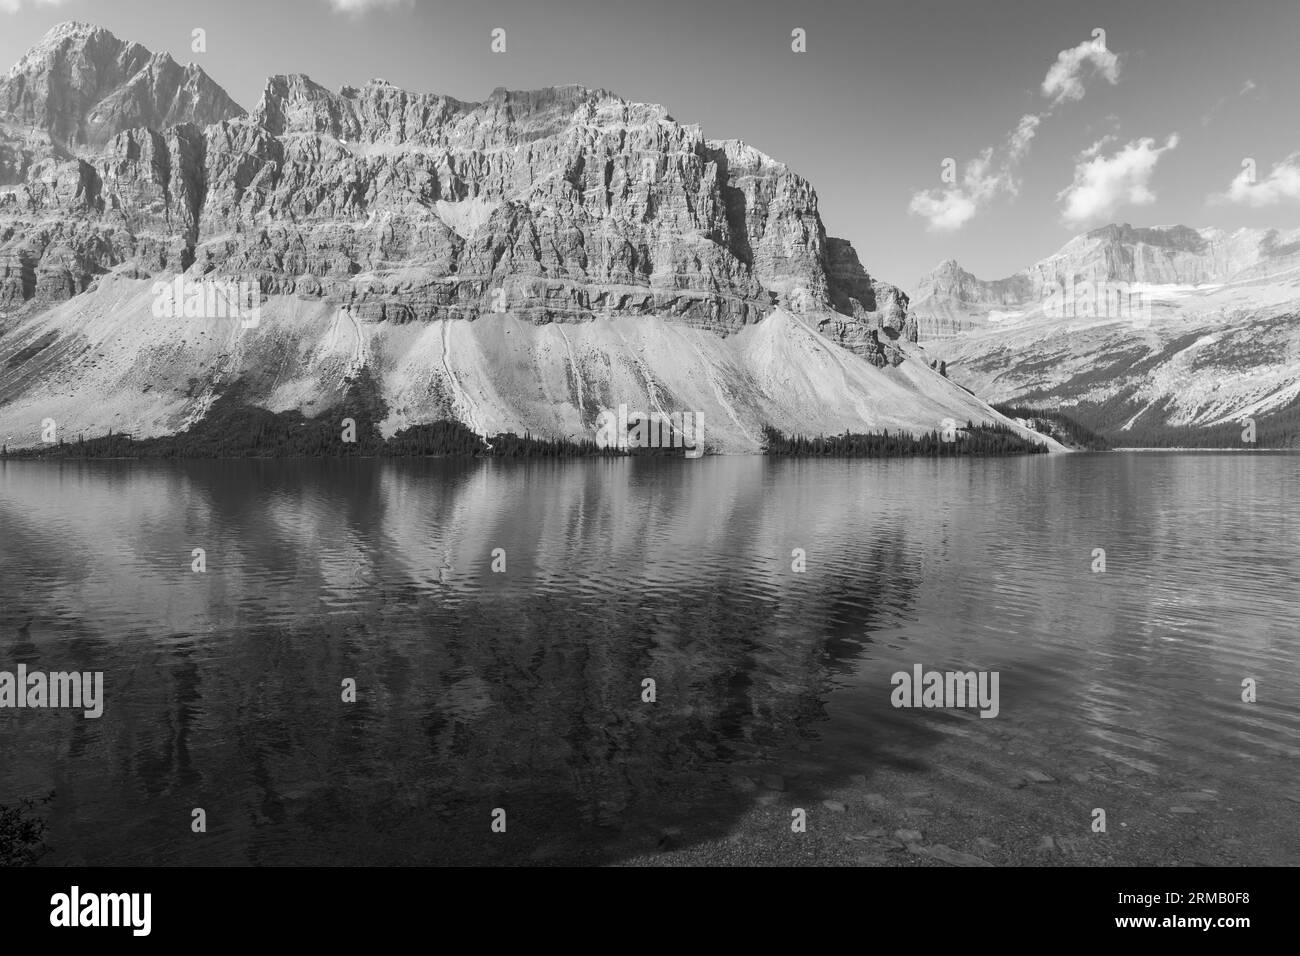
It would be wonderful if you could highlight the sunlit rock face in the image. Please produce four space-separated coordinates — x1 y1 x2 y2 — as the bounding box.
914 224 1300 439
1 26 905 331
0 22 1052 454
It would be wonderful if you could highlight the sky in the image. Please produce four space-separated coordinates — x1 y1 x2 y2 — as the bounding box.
2 0 1298 291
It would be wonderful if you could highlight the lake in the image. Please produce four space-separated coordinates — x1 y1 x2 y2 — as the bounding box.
1 452 1297 865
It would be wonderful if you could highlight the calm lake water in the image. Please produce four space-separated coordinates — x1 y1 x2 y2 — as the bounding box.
1 453 1298 865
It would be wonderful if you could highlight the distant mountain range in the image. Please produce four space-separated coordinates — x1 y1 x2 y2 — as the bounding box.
0 21 1057 454
912 224 1300 444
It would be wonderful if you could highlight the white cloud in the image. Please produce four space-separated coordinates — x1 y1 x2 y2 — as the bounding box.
322 0 411 13
0 0 68 14
1215 154 1300 207
1057 134 1178 224
909 183 981 232
910 33 1125 232
1079 135 1116 160
1200 97 1227 127
1007 113 1040 161
910 33 1130 232
1202 79 1260 126
1041 37 1121 108
909 116 1039 231
908 149 1001 232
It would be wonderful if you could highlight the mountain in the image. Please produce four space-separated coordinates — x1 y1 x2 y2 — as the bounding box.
912 224 1300 339
910 259 1033 338
0 22 1057 453
914 224 1300 443
0 21 244 151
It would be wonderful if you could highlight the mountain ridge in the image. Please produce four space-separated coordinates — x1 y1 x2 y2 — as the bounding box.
1 20 244 149
912 222 1300 337
914 223 1300 443
0 21 1058 453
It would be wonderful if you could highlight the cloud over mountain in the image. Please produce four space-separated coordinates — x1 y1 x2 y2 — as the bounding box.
1215 154 1300 207
908 114 1039 232
1041 35 1121 107
1057 134 1178 224
909 35 1120 232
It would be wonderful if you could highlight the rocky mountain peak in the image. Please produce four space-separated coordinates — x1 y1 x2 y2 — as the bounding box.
1065 223 1209 260
0 21 920 356
930 258 966 277
24 20 111 50
0 20 244 148
1081 222 1204 248
910 219 1300 343
0 20 1048 453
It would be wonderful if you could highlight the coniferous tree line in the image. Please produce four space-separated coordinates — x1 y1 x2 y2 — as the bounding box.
3 411 1049 459
992 404 1111 450
1048 393 1300 449
2 371 388 459
760 422 1048 457
0 373 705 460
1106 418 1299 448
381 421 627 457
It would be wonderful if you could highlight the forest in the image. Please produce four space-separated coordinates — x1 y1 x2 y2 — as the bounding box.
1 373 694 460
760 422 1048 457
992 404 1111 450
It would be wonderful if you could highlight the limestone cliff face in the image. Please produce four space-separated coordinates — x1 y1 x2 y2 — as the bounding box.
910 260 1034 338
911 224 1300 339
0 26 910 346
1022 224 1294 290
819 238 916 366
0 21 244 152
914 223 1300 439
0 22 1059 455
